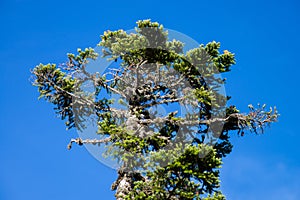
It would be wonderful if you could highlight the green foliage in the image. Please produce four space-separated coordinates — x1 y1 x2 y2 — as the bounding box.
33 63 77 129
31 19 278 200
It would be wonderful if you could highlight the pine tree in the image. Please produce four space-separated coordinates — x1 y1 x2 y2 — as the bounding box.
31 19 278 199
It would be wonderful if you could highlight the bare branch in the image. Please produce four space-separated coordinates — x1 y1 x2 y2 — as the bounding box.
67 137 111 150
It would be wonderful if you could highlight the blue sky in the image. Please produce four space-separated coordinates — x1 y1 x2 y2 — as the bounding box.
1 0 299 199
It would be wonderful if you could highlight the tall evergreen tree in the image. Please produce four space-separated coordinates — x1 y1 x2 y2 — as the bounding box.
31 19 278 199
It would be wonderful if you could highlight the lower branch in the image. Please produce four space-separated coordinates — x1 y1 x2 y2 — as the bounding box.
67 137 111 150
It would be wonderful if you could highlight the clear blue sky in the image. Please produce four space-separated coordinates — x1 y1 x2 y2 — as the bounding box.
1 0 299 199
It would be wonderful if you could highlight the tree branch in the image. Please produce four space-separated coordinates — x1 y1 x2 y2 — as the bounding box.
67 137 111 150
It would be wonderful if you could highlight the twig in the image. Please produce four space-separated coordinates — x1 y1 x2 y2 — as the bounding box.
67 137 111 150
